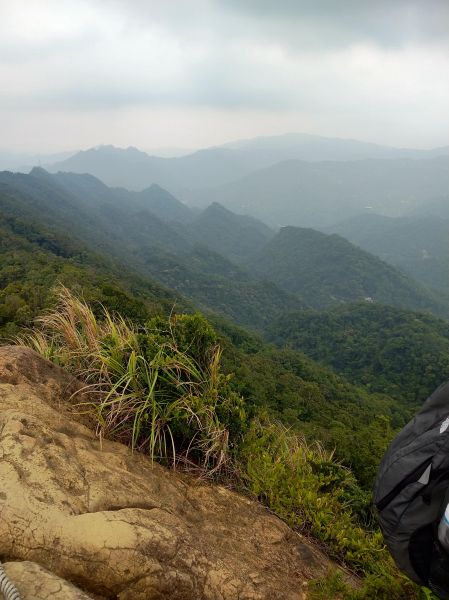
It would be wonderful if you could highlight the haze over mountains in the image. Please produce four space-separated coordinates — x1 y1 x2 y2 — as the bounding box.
44 133 449 230
193 156 449 227
245 226 447 315
2 131 448 377
1 132 447 316
39 133 449 297
47 133 449 189
1 164 448 323
0 168 297 329
326 213 449 296
2 158 449 437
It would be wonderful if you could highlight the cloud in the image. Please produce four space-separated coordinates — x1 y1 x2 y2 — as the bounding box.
0 0 448 151
220 0 449 47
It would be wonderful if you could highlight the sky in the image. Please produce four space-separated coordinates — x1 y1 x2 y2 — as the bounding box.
0 0 448 154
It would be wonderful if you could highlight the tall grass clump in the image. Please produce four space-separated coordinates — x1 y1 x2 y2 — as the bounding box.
241 420 419 599
18 286 246 473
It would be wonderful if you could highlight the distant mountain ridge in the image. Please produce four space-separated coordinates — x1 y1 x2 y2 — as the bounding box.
46 133 449 197
222 131 449 163
47 144 251 192
190 156 449 227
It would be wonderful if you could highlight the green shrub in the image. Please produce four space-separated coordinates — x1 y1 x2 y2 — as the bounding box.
240 419 419 599
18 286 246 473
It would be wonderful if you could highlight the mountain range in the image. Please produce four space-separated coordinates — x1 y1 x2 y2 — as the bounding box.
189 156 449 227
47 133 449 193
0 168 298 330
42 133 449 231
2 167 447 324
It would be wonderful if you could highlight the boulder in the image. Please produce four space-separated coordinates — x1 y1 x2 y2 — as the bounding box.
1 561 95 599
0 346 341 599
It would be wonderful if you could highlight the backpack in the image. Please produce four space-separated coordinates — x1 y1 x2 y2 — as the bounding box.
374 380 449 599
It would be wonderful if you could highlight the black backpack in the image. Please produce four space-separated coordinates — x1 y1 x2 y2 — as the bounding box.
374 380 449 599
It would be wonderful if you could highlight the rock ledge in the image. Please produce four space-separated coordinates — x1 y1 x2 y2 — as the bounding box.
0 346 336 599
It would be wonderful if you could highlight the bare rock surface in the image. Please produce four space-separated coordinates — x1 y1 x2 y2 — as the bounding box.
2 561 95 599
0 345 339 599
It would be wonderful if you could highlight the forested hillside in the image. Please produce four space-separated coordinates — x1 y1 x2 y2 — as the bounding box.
269 303 449 407
3 168 448 327
2 170 448 488
182 202 273 264
0 195 180 336
326 213 449 295
245 226 449 317
0 170 300 329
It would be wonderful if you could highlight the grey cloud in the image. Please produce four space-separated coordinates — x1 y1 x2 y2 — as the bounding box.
0 63 299 112
220 0 449 47
97 0 449 49
0 0 447 152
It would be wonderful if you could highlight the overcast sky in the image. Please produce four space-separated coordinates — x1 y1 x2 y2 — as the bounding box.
1 0 448 153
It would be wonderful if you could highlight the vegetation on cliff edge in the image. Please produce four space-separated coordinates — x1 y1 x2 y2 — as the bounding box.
16 287 424 599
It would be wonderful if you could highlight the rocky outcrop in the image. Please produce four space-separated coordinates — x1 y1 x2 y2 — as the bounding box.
0 346 341 599
1 561 94 599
